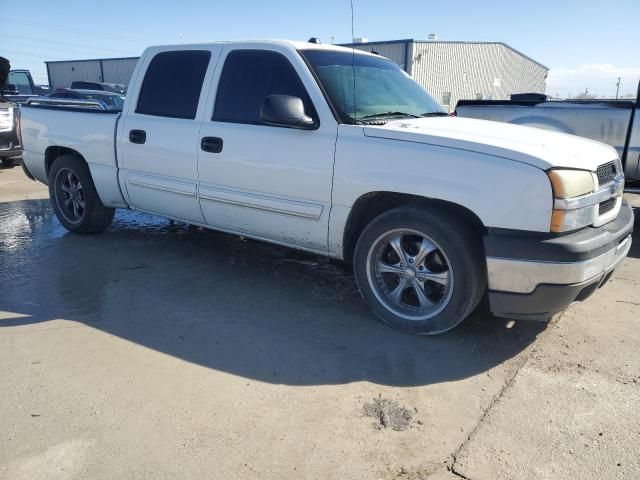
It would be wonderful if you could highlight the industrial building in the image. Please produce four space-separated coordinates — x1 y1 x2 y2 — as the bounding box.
45 57 138 90
342 38 548 111
45 38 547 110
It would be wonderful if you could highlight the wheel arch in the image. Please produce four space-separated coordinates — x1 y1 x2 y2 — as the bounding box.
342 191 486 263
45 146 88 178
44 146 126 208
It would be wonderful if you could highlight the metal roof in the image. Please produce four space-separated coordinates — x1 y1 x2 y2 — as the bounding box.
339 39 548 70
45 56 140 64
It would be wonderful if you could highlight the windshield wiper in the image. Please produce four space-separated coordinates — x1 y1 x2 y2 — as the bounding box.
420 111 450 117
360 111 421 120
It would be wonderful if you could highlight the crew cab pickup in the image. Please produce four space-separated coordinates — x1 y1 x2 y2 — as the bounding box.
20 40 634 334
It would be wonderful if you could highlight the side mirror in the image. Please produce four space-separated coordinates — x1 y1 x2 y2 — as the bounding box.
2 84 19 95
260 94 316 129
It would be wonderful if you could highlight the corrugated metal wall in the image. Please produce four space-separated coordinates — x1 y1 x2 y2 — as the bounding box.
351 42 410 72
410 42 547 111
47 57 139 89
101 58 139 85
47 61 102 89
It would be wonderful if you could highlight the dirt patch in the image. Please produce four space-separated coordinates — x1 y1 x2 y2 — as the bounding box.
363 396 414 431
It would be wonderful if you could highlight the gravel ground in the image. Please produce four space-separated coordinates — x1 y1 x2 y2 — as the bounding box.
0 164 638 479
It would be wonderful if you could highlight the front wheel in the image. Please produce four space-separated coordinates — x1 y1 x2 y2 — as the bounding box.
354 205 486 335
48 155 115 234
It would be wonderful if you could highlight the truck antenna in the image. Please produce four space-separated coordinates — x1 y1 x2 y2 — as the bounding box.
350 0 357 123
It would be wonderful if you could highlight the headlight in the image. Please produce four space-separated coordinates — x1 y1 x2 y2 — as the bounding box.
547 169 596 233
547 169 594 198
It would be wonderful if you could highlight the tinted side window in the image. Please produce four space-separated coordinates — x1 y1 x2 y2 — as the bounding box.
213 50 315 125
136 50 211 119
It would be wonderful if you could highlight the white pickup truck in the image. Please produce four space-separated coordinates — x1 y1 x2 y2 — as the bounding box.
20 40 634 335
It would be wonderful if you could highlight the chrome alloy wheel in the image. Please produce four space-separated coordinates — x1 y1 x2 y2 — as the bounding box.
365 228 454 321
54 168 86 224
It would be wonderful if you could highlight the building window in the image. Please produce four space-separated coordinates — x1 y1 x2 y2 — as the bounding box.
442 92 451 106
475 93 483 100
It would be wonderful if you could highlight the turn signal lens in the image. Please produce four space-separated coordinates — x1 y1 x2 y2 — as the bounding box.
550 209 565 232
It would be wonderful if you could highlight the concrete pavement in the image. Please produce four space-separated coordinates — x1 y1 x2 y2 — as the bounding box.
0 164 638 479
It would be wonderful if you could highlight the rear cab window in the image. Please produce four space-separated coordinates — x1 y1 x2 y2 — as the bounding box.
136 50 211 119
213 49 316 125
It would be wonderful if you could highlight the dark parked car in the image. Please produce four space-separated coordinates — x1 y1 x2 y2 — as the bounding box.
47 89 126 110
69 81 126 94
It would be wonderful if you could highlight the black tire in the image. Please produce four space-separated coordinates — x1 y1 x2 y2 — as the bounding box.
354 205 486 335
1 157 18 168
48 154 115 234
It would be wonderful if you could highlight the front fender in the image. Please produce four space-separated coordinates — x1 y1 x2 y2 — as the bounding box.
330 126 553 255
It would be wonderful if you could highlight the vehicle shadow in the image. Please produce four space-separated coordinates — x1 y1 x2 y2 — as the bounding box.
627 203 640 259
0 199 546 387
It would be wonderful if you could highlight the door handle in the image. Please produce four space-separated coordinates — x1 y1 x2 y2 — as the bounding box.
129 129 146 144
201 136 223 153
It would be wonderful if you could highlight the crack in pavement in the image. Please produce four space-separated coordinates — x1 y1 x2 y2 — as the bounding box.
446 315 562 480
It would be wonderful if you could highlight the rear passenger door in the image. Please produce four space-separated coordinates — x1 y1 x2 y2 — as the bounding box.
197 46 338 253
118 47 222 223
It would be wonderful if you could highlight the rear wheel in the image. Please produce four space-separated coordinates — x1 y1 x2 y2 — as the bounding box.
48 155 115 234
354 205 486 335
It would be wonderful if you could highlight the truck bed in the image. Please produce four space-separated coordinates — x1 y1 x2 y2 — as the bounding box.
21 104 127 208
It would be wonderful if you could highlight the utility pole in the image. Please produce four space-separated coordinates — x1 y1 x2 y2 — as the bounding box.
615 77 621 99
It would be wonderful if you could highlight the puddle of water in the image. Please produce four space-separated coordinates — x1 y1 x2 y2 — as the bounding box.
0 200 358 306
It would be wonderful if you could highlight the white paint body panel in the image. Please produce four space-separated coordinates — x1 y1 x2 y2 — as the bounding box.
327 125 554 257
18 40 623 261
363 116 620 171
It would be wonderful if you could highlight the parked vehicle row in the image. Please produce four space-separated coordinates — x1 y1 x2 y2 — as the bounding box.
20 40 633 334
70 81 127 94
456 89 640 184
44 89 125 111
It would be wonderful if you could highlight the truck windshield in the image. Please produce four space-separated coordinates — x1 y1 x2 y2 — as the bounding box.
300 49 445 124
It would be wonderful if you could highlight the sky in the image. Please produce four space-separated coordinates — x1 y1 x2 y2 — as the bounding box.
1 0 639 98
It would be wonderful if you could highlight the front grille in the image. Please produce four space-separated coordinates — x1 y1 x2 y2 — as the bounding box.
0 108 13 132
599 197 616 215
596 161 617 185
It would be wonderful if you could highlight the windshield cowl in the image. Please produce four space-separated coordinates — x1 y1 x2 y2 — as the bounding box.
359 111 450 125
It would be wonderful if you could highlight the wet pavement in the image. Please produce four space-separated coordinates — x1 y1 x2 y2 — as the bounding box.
0 196 543 387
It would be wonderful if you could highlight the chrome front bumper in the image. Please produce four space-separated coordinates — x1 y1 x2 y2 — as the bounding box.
485 201 634 320
487 234 632 294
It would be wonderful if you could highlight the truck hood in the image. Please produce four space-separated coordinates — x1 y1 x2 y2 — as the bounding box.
363 116 619 171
